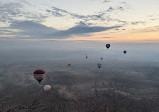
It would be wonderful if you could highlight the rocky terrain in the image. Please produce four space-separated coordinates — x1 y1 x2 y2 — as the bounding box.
0 62 159 112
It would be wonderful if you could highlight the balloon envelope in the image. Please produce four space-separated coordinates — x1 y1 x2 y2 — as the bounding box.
33 70 45 83
100 58 103 60
44 85 51 93
86 54 88 59
123 50 127 54
97 63 102 68
106 44 110 49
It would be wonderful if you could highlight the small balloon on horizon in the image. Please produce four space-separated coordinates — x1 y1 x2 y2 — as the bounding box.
123 50 127 54
106 44 110 49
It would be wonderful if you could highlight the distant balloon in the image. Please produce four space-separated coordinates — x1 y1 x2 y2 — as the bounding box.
106 44 110 49
100 57 104 60
97 63 102 68
123 50 127 54
33 70 46 83
67 64 71 67
86 54 88 59
44 85 51 93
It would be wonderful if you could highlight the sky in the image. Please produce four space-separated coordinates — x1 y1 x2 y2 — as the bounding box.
0 0 159 43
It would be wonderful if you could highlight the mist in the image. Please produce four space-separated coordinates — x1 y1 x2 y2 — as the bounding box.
0 40 159 67
1 40 159 112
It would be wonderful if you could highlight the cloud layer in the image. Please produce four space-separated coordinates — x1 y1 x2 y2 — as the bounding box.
0 0 159 41
9 21 121 39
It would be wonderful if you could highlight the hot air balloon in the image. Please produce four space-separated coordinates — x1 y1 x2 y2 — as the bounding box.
33 70 45 83
67 64 71 67
100 57 104 60
106 44 110 49
44 85 51 93
97 63 102 68
123 50 127 54
86 54 88 59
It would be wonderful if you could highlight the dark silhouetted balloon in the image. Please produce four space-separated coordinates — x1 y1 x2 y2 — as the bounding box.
100 57 104 60
86 54 88 59
67 64 71 67
123 50 127 54
97 63 102 68
106 44 110 49
33 70 46 83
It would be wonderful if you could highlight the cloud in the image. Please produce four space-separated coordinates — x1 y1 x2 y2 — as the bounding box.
90 0 112 3
47 6 106 21
10 21 58 38
51 22 121 38
8 21 121 39
0 2 23 22
131 21 145 25
103 0 111 3
0 1 47 24
138 25 159 32
0 27 12 34
107 17 127 25
0 1 126 39
47 6 126 22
